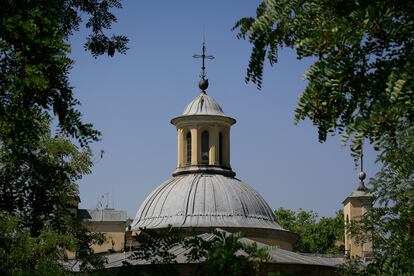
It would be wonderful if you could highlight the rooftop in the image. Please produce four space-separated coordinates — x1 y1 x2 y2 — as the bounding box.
63 229 345 272
78 209 127 222
182 91 226 116
131 174 282 231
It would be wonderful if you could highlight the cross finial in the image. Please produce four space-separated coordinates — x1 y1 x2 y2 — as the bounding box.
193 36 214 91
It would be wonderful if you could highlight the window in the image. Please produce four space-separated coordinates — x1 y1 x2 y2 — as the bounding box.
219 132 223 165
186 132 191 165
201 131 209 164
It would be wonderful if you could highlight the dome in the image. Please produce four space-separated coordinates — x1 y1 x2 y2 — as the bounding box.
182 92 226 116
133 87 298 249
132 174 283 230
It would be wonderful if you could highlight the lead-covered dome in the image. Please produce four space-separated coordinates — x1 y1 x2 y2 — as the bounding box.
132 174 283 230
132 86 298 249
182 91 225 116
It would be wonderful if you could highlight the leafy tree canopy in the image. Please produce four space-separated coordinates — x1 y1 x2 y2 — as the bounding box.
0 0 128 273
233 0 414 157
0 212 106 275
0 117 107 274
0 214 75 275
234 1 414 274
1 0 128 145
345 126 414 275
0 114 92 234
0 0 128 231
275 207 344 254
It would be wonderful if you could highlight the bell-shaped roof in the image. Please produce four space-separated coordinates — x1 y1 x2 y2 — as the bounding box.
131 174 284 230
182 91 226 116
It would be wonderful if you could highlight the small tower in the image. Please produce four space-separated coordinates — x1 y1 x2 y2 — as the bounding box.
171 41 236 177
343 154 373 258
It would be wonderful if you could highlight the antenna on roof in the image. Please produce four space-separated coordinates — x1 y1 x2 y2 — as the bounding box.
105 192 109 209
96 192 114 210
96 195 104 209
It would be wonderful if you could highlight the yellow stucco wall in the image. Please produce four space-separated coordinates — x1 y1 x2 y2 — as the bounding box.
66 221 126 259
175 118 232 168
343 197 372 258
90 231 125 253
85 221 126 254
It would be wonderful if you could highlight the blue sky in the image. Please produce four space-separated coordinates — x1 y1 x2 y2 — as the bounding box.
69 0 379 218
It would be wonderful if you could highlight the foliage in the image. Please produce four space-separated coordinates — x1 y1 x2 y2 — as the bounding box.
0 0 128 144
0 213 106 275
337 258 368 276
345 126 414 275
69 218 106 272
0 0 128 273
125 229 183 275
185 230 272 276
130 228 184 265
234 1 414 274
275 208 344 254
0 213 75 275
233 0 414 158
0 120 107 274
0 0 128 235
0 116 92 235
127 229 272 276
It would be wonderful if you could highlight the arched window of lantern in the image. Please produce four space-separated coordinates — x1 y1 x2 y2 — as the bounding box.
186 132 191 165
218 132 223 166
201 131 209 164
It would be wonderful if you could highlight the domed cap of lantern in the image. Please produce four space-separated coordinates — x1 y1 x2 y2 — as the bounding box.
182 91 225 116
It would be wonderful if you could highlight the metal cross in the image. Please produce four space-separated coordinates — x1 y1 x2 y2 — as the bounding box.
193 39 214 80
